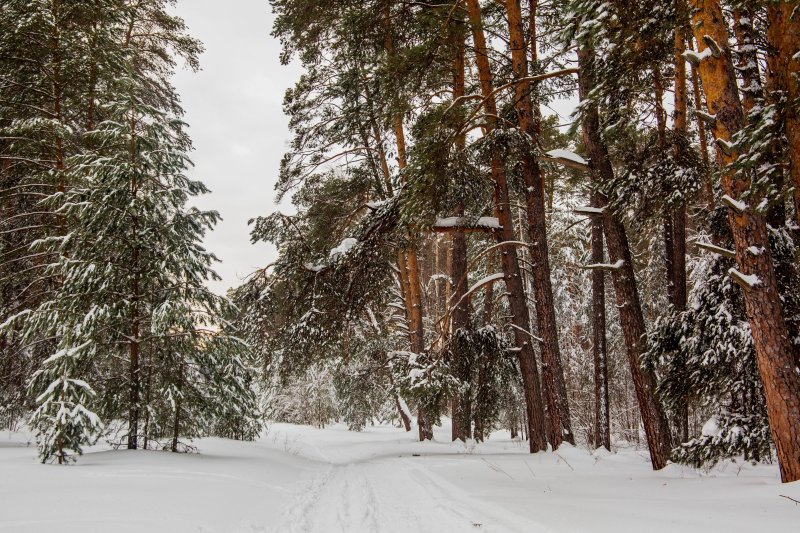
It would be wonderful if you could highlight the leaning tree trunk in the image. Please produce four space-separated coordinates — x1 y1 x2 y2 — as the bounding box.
689 0 800 483
578 48 673 470
505 0 574 448
465 0 547 452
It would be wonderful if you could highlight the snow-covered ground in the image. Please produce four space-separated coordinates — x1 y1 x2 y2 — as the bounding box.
1 422 798 532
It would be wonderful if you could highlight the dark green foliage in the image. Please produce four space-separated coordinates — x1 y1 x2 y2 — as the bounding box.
644 246 769 465
0 0 258 460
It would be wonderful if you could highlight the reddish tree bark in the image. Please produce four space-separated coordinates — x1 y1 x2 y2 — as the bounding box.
689 0 800 483
465 0 547 452
505 0 574 448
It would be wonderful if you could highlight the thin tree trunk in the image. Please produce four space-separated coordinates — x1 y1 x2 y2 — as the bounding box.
127 108 140 451
579 49 672 470
672 5 689 441
733 9 763 115
171 364 182 453
450 16 471 442
689 0 800 483
382 6 432 441
688 38 714 212
591 192 610 451
465 0 547 452
142 349 152 450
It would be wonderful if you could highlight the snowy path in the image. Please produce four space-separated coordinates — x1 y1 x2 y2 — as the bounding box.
2 423 799 532
274 460 545 533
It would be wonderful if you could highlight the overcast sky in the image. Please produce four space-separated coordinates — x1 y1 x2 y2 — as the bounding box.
171 0 300 295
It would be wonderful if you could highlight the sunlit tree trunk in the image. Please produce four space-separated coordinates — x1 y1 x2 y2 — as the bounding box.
689 0 800 483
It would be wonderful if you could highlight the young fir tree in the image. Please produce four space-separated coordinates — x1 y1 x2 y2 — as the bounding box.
28 344 103 464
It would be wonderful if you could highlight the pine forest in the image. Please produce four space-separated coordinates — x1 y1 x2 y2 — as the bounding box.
1 1 799 531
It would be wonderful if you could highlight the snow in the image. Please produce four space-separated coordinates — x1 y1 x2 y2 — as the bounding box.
747 246 763 256
304 262 327 273
545 149 587 165
702 416 721 437
729 268 761 288
365 200 386 210
683 48 712 66
1 422 798 532
585 259 625 270
433 217 501 230
329 238 358 258
721 194 747 213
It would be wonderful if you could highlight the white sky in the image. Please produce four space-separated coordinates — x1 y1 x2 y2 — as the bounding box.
171 1 578 295
172 0 300 295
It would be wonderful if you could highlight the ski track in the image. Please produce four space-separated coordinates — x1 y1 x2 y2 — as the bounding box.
272 456 548 533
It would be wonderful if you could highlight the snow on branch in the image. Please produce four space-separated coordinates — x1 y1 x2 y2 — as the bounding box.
693 110 717 125
573 206 605 217
715 138 735 156
728 268 761 290
695 240 736 259
543 149 589 171
364 200 387 211
683 48 712 67
702 35 723 58
581 259 624 271
329 237 358 258
721 194 747 214
432 216 501 233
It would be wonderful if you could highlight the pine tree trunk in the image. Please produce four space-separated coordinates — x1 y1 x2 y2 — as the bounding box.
449 17 472 442
672 6 689 442
688 37 714 212
172 376 181 453
505 0 574 448
382 5 432 441
689 0 800 483
590 192 611 451
127 113 140 450
579 49 673 470
765 4 800 230
482 249 497 326
143 351 152 450
465 0 547 452
733 9 763 115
